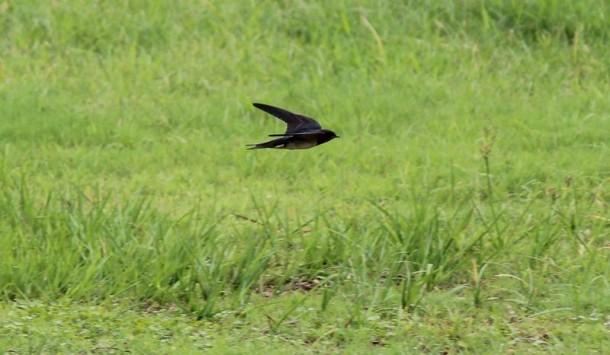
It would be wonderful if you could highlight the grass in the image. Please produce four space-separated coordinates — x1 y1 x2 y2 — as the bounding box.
1 0 609 353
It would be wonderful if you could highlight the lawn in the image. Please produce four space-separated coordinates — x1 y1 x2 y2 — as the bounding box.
0 0 609 353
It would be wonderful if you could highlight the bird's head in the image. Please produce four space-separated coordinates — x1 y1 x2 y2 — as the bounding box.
315 129 340 145
322 129 340 140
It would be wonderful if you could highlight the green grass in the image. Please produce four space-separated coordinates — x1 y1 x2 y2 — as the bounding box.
1 0 609 353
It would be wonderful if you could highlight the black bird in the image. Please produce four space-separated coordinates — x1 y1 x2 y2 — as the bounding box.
247 103 339 150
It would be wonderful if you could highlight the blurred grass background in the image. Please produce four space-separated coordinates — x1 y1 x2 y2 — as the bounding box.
0 0 608 352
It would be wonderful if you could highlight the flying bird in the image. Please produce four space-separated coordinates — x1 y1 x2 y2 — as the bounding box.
247 103 339 150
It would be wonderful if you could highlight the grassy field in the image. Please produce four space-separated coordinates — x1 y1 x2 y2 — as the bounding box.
1 0 609 353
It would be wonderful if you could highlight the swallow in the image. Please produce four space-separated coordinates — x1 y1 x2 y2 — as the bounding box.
247 103 339 150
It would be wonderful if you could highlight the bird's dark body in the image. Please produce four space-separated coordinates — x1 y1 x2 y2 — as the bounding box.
247 103 339 150
249 130 337 150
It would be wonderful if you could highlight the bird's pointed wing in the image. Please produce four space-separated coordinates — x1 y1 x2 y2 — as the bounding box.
268 131 322 137
253 103 322 134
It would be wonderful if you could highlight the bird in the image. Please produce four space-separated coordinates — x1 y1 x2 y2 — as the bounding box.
247 103 339 150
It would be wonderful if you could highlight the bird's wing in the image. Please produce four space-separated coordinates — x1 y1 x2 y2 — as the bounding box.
268 131 322 137
253 103 322 134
